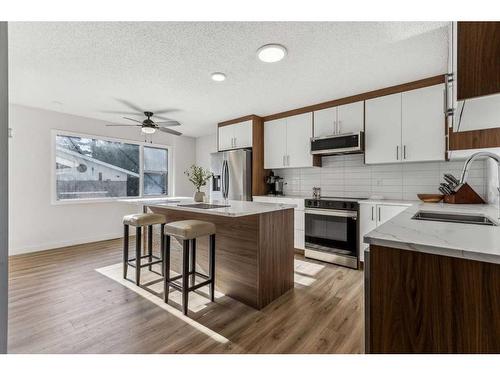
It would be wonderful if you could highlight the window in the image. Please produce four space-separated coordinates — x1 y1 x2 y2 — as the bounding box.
54 132 171 202
143 146 168 196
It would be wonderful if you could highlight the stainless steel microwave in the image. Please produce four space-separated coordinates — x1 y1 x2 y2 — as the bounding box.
310 131 364 156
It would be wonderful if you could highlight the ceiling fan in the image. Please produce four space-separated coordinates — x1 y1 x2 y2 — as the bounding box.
104 99 182 136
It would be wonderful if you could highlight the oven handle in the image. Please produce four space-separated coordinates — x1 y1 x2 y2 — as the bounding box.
305 208 357 218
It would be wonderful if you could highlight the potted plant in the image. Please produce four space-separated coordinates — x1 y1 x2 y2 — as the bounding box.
184 164 213 202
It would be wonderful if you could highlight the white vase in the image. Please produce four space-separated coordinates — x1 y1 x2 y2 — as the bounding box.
194 191 205 202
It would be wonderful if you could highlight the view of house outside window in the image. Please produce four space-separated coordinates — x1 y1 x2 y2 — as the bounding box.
143 146 168 196
55 134 169 201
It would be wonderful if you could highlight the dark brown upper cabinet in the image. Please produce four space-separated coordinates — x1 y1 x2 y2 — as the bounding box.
457 22 500 100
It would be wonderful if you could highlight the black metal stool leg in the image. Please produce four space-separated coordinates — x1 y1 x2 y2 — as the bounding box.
182 240 190 315
135 227 142 286
123 224 129 279
163 234 171 303
209 234 216 302
190 239 196 286
160 224 165 276
147 225 153 271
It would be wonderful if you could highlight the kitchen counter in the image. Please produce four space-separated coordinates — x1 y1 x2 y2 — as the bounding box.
364 201 500 264
360 198 416 206
120 196 295 309
121 197 296 217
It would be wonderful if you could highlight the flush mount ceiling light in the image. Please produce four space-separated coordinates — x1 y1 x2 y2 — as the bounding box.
211 72 226 82
257 44 287 63
141 127 156 134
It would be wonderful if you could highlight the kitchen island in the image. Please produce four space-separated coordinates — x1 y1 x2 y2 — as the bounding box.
121 198 296 309
364 202 500 353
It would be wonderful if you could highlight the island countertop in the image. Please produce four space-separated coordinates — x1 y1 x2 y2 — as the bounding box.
120 197 296 217
364 201 500 264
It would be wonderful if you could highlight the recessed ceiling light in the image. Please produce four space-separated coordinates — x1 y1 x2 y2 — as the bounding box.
257 44 287 63
211 72 226 82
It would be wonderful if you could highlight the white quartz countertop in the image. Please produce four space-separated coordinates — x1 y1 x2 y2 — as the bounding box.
364 202 500 264
119 197 296 217
360 199 417 206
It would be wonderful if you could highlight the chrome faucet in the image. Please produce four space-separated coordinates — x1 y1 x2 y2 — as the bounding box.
460 151 500 218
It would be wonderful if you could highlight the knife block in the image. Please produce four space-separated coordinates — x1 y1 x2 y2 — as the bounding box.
443 183 485 204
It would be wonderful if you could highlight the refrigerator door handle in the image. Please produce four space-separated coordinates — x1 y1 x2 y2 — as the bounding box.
222 159 229 199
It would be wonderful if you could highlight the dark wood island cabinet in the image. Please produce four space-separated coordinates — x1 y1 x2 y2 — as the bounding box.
365 245 500 353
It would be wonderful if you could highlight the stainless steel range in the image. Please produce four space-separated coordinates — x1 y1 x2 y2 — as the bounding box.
304 197 365 269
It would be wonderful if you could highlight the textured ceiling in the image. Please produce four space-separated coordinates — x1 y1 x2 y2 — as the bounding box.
8 22 449 137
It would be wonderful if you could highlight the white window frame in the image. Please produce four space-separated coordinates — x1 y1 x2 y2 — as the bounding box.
51 129 174 205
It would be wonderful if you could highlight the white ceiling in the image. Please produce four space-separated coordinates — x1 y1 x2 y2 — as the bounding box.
8 22 449 137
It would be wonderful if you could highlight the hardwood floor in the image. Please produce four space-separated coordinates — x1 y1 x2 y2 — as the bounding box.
7 237 364 354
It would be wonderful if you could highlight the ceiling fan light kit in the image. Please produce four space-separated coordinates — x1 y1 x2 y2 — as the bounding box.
105 106 182 136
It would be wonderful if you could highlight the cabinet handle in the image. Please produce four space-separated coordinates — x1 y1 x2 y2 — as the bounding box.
371 206 374 221
287 155 290 166
234 137 237 148
378 207 381 222
338 120 341 134
283 155 286 166
396 145 399 160
403 145 407 159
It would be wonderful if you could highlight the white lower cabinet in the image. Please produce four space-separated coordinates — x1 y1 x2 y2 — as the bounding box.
253 196 305 250
359 202 410 261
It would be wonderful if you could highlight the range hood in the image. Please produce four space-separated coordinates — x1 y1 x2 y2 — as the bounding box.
310 131 364 156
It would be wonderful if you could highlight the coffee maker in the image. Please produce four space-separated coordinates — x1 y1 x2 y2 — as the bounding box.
265 171 285 196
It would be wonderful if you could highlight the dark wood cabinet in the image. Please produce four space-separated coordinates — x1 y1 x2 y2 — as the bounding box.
367 245 500 353
457 22 500 100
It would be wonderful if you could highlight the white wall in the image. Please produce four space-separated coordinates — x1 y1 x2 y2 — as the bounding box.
0 21 9 354
8 104 195 255
195 133 217 192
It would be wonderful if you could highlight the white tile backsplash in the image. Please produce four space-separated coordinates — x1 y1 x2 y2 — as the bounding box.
273 154 487 201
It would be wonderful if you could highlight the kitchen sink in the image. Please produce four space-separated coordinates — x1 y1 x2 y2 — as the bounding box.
412 211 498 226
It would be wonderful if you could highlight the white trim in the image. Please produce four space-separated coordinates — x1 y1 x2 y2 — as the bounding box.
8 231 125 256
51 129 174 205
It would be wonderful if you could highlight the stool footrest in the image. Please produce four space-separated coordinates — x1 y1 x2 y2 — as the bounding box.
166 271 213 293
127 258 163 269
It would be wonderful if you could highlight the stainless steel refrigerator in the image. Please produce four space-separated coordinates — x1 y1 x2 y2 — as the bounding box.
210 149 252 201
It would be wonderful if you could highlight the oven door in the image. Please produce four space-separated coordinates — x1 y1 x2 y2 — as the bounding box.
304 208 358 257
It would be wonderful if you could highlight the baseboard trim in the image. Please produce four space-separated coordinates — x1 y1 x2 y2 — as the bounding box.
9 232 124 256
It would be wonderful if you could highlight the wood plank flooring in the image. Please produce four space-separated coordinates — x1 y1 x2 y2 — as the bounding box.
7 237 364 354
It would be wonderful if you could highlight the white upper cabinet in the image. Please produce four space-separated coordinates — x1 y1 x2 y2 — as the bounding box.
286 113 314 168
232 120 253 149
217 120 253 151
337 101 364 134
264 118 287 169
402 84 445 162
313 101 364 138
218 125 234 151
313 107 337 138
365 92 402 164
365 84 445 164
264 113 315 169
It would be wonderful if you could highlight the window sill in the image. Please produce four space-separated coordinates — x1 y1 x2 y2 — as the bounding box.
51 195 170 206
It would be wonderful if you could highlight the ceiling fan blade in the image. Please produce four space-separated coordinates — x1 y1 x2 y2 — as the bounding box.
115 98 144 113
155 121 181 127
153 108 179 115
105 124 140 127
153 114 180 121
101 110 143 115
158 127 182 136
123 116 144 124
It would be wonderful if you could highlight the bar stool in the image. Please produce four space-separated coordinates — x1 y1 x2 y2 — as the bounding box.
123 213 166 286
163 220 216 315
